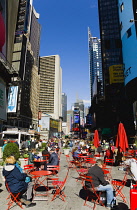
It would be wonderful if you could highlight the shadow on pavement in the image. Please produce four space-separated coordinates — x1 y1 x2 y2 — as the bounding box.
113 202 129 210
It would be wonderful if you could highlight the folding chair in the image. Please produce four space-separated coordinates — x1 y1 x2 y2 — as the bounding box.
42 154 50 161
102 167 112 180
5 181 24 210
24 164 34 174
85 157 96 168
47 165 60 175
65 155 78 169
80 174 105 209
111 171 127 203
75 167 88 183
51 168 69 201
104 158 114 166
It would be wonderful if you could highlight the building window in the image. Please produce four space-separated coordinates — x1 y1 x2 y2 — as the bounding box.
120 3 124 12
126 28 132 38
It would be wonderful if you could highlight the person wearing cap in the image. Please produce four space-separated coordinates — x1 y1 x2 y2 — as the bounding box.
47 147 59 166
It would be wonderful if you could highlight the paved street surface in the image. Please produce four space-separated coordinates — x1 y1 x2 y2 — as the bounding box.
0 152 130 210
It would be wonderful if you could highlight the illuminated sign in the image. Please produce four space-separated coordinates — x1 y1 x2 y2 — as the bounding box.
8 86 18 113
109 65 124 84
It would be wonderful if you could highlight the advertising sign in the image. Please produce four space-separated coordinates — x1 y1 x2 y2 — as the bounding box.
109 65 124 84
74 115 80 124
39 116 50 131
118 0 137 85
8 86 18 113
0 82 6 121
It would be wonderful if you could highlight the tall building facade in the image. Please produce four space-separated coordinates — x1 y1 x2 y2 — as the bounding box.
88 28 103 102
97 0 135 135
118 0 137 130
7 0 41 130
62 93 67 122
39 55 62 120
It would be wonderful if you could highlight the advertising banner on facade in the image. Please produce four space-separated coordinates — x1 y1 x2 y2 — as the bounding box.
39 116 50 131
8 86 18 113
109 65 124 84
0 82 7 121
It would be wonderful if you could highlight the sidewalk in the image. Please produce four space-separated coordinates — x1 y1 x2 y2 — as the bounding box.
0 153 130 210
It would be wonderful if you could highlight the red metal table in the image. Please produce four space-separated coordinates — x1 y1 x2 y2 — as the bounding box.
30 170 52 200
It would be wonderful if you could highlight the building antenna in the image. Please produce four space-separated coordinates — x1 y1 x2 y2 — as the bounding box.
76 92 79 102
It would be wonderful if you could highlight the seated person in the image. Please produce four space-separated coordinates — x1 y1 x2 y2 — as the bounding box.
104 147 114 162
47 147 59 166
81 146 87 156
42 147 50 160
115 147 123 166
97 144 102 155
3 156 36 208
122 157 137 181
28 149 47 170
72 147 81 160
85 159 114 209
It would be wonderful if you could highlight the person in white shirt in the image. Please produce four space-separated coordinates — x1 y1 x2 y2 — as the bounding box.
123 157 137 181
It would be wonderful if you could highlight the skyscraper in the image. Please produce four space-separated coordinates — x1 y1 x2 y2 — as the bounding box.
88 27 103 102
39 55 62 120
97 0 135 135
62 93 67 122
7 0 41 129
98 0 123 100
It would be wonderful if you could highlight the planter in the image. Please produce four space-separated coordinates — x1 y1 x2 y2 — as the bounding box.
63 148 70 155
19 158 26 168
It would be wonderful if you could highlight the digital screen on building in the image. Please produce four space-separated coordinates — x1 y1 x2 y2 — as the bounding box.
118 0 137 85
74 115 80 124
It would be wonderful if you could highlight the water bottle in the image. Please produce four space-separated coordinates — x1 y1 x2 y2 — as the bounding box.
131 180 133 189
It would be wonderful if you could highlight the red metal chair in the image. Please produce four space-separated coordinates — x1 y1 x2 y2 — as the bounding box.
85 157 96 168
42 154 50 161
65 155 78 169
111 171 128 203
24 164 34 174
104 158 114 166
5 181 24 210
80 174 105 209
47 165 60 175
51 168 69 201
75 167 88 183
102 166 112 180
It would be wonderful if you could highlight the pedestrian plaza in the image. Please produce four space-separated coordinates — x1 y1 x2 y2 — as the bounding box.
0 150 131 210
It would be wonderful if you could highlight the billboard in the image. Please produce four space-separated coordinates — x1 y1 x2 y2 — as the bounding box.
0 82 7 121
74 115 80 124
8 86 18 113
39 116 50 131
118 0 137 85
109 65 124 84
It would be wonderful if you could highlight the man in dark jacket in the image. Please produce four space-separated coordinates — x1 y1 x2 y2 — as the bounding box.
86 159 114 209
3 156 36 208
47 147 59 165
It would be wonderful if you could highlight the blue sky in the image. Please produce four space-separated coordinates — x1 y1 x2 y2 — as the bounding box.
33 0 100 109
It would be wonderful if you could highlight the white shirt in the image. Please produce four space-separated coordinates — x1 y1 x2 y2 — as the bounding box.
124 158 137 181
